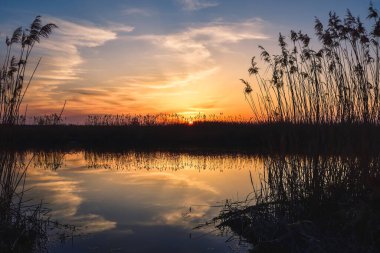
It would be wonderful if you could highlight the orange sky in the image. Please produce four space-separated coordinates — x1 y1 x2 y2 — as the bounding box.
1 0 368 122
20 17 268 121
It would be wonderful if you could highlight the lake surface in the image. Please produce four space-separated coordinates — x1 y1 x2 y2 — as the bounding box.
23 151 264 253
2 151 379 252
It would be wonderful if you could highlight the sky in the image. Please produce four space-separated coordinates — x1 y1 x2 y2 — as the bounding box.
0 0 372 122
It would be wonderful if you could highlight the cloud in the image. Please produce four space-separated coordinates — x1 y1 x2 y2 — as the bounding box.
21 17 135 113
190 101 218 110
34 17 134 83
80 18 269 114
109 67 219 90
125 19 268 87
67 88 110 96
134 19 268 65
179 0 219 11
34 17 117 83
122 8 151 16
107 23 135 34
23 17 268 116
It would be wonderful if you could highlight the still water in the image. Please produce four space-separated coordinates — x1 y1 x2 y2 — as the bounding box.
24 151 263 253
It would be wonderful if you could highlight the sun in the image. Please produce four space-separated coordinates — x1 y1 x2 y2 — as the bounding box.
188 120 194 126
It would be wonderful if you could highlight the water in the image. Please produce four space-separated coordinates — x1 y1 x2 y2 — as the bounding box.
23 151 263 253
4 152 378 252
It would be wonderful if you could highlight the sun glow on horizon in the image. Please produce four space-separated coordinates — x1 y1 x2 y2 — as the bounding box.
1 8 266 119
0 0 367 122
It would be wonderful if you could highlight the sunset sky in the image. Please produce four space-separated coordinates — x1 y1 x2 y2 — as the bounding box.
0 0 370 121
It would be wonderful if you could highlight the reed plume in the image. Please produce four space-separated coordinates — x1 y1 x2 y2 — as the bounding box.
0 16 57 125
242 4 380 124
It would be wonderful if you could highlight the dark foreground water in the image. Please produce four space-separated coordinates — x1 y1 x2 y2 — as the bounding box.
24 152 261 253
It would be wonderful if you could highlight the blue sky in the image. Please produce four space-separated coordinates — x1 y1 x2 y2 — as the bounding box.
2 1 369 27
0 0 373 119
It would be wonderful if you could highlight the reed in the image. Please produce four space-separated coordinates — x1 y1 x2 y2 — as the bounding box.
0 151 76 252
0 152 50 252
0 16 56 125
242 3 380 124
85 113 248 126
206 155 380 252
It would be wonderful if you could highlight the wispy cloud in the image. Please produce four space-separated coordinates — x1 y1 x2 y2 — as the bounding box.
111 67 219 90
132 19 268 70
35 17 118 82
34 17 134 83
106 21 135 33
122 8 151 16
22 17 135 113
23 16 268 116
179 0 219 11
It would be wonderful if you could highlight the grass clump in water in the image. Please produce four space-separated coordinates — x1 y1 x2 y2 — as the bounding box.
204 156 380 252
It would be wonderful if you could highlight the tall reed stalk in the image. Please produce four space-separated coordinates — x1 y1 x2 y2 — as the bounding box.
0 16 57 125
242 4 380 124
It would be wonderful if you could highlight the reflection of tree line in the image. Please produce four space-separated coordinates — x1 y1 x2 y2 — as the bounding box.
83 151 258 172
16 151 256 172
32 151 66 171
30 151 258 172
209 156 380 253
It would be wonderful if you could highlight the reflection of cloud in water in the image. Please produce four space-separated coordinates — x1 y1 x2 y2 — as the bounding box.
26 164 116 233
115 172 219 195
27 151 257 239
118 172 219 227
152 204 210 228
67 214 116 233
65 167 220 228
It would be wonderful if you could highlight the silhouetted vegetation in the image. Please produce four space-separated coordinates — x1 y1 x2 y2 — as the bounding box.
0 16 57 125
0 151 76 253
1 122 380 155
0 16 72 250
192 4 380 253
242 3 380 124
86 113 246 126
0 152 49 252
2 6 380 253
201 155 380 252
33 114 64 125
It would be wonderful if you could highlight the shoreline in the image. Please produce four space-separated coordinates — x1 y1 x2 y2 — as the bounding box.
1 122 379 155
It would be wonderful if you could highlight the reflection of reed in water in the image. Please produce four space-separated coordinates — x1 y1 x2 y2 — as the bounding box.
0 152 74 252
208 156 380 253
33 151 65 171
0 152 49 252
84 151 259 171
